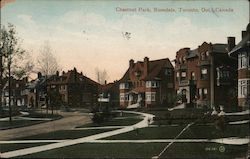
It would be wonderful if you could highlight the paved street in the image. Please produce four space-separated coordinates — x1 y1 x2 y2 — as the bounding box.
0 110 91 140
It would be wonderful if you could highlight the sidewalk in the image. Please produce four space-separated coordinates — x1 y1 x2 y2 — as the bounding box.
1 111 154 158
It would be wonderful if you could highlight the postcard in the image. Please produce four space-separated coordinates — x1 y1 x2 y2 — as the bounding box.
0 0 249 158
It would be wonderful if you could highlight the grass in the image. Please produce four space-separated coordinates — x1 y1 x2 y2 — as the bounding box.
105 123 249 140
0 120 44 130
19 143 248 158
15 129 117 140
106 125 186 140
76 117 143 128
180 123 249 139
0 143 51 153
0 112 62 130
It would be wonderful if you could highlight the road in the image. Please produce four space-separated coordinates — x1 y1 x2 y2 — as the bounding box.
0 111 91 140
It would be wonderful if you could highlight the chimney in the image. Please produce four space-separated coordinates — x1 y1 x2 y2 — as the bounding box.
62 71 65 75
242 31 247 38
144 57 149 75
129 59 134 68
38 72 42 79
56 71 59 76
73 67 77 82
105 80 107 85
227 37 235 52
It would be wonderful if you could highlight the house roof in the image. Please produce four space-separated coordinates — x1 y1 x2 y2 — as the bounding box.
228 23 250 56
229 34 250 56
120 58 173 82
186 49 198 59
48 69 100 86
212 44 228 53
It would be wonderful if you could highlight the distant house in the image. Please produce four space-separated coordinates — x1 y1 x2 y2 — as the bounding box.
25 72 48 108
2 77 28 108
119 57 175 108
229 23 250 109
98 81 120 108
174 42 237 109
47 68 100 108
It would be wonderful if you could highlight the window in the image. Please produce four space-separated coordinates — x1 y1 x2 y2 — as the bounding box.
238 79 250 98
125 93 129 101
119 83 129 89
206 51 210 56
238 52 249 69
201 52 206 60
201 68 208 80
120 93 125 102
146 81 159 88
183 56 186 63
191 72 195 80
146 92 156 102
203 88 208 99
165 69 172 76
181 71 186 81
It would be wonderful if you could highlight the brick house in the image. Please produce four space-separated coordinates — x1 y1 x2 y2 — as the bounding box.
47 68 100 108
228 23 250 109
174 42 237 109
119 57 174 108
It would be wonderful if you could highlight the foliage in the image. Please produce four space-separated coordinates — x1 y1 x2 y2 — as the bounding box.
36 41 60 76
0 23 34 79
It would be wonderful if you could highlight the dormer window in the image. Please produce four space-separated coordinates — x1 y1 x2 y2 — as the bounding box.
201 52 206 60
134 70 142 78
206 51 209 56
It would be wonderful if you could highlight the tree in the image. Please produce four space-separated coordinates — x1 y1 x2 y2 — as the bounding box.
36 41 60 115
0 23 33 121
36 41 60 76
95 67 109 84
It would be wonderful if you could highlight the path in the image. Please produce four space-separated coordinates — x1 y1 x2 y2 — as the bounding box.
0 111 91 141
1 137 248 145
0 111 154 158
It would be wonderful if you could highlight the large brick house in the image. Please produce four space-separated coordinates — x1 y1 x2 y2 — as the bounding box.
119 57 174 108
174 42 237 109
229 23 250 109
47 68 100 108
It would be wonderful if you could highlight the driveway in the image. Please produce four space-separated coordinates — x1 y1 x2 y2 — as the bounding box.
0 110 91 141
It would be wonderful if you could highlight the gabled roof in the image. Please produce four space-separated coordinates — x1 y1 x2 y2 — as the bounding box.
48 69 100 86
145 58 173 80
120 58 173 82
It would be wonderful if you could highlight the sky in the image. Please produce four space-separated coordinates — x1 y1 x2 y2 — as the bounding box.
1 0 249 82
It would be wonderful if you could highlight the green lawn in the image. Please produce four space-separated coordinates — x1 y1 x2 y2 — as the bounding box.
106 125 186 140
0 120 44 130
76 117 143 128
0 143 51 153
15 129 116 140
0 113 62 130
105 123 249 140
19 143 248 158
